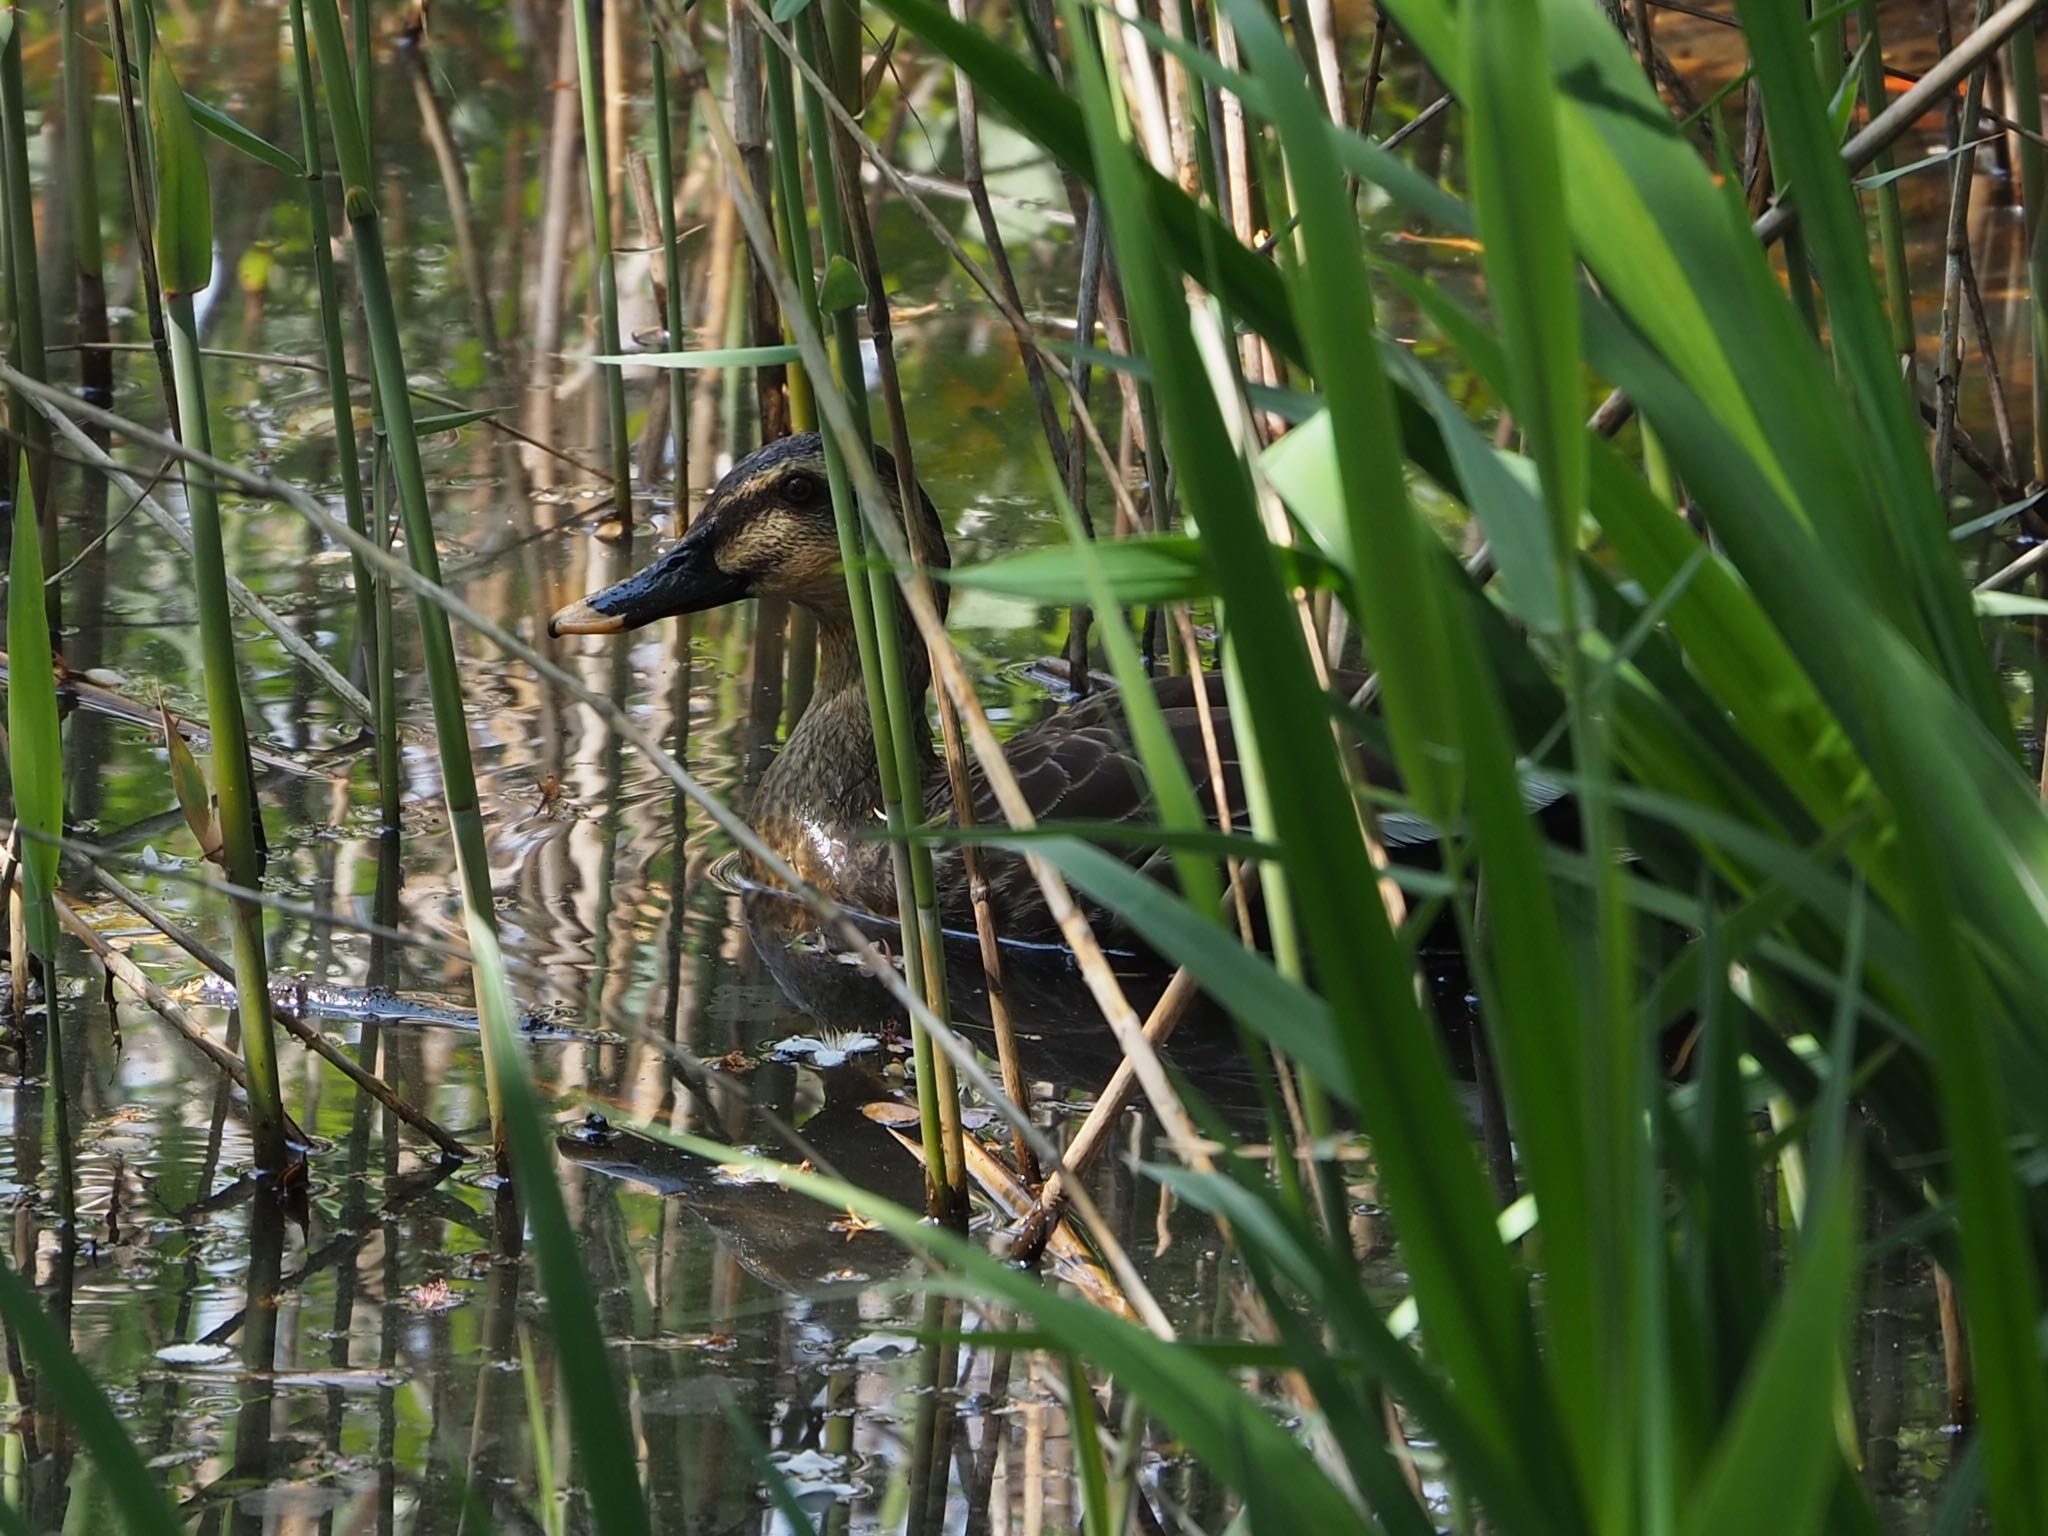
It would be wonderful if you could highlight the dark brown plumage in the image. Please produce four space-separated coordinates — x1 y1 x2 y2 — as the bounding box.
549 433 1427 946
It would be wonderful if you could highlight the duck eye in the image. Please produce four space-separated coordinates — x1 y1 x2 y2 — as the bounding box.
782 471 820 507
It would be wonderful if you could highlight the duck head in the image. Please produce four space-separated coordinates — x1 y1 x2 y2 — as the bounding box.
548 433 949 637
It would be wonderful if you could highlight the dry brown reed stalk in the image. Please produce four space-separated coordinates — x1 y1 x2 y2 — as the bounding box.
1206 4 1285 436
1159 0 1201 195
1932 0 1996 496
1012 962 1202 1262
525 0 581 491
943 0 1066 464
403 26 498 360
1356 9 1391 138
11 360 1179 1338
1585 0 2046 438
1960 244 2020 485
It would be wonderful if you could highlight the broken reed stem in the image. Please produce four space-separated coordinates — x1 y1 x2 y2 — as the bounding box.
572 0 634 525
57 891 245 1087
5 354 1179 1336
82 869 467 1159
1014 966 1202 1263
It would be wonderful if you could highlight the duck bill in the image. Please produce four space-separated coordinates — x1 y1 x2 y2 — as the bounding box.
548 533 748 637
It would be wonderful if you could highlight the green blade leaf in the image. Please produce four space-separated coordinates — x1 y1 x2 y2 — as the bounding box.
467 917 652 1536
411 405 501 436
6 462 61 941
0 1255 182 1536
1679 1177 1861 1536
943 536 1212 604
158 700 222 865
818 254 865 313
148 44 215 298
581 343 802 369
184 90 301 177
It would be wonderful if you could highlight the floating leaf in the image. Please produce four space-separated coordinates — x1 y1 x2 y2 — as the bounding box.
158 701 221 865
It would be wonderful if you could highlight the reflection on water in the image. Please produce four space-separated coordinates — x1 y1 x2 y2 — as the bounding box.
0 0 2004 1529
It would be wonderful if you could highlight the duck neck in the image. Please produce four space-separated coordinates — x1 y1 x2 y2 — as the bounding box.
752 608 935 868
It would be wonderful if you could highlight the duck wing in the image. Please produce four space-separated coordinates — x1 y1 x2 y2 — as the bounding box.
924 675 1248 942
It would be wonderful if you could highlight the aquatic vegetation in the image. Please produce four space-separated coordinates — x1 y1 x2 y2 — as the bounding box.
0 0 2040 1531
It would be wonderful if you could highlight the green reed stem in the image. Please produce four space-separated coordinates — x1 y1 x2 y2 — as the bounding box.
0 12 55 624
353 0 371 154
164 294 291 1174
59 1 110 411
105 0 174 430
800 5 973 1210
287 0 379 705
1855 0 1914 367
650 31 692 502
371 429 401 832
799 18 968 1219
305 0 505 1165
574 0 634 526
9 463 73 1225
762 38 959 1221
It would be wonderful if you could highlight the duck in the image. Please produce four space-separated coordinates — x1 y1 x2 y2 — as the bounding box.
547 433 1470 949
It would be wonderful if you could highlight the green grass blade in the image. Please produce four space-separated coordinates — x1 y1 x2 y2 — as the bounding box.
1677 1177 1859 1536
467 918 652 1536
145 44 212 298
0 1255 181 1536
6 457 60 952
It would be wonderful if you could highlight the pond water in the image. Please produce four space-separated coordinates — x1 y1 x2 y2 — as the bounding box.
0 1 2014 1530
